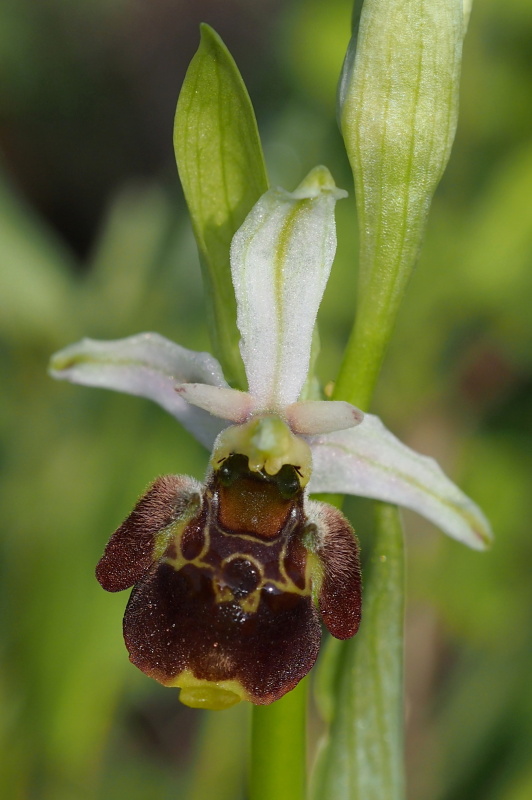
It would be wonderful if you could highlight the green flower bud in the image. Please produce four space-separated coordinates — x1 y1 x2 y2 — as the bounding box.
336 0 467 405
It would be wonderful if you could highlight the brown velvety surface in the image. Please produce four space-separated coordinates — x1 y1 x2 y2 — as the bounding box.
96 475 200 592
124 560 321 704
317 504 362 640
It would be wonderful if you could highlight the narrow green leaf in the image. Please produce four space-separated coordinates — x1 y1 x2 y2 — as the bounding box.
313 503 405 800
174 24 268 388
323 4 472 794
335 0 466 407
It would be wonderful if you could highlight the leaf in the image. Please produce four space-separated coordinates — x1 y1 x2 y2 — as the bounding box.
312 503 405 800
174 24 268 388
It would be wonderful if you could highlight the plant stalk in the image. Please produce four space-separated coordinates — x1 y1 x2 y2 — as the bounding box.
250 678 308 800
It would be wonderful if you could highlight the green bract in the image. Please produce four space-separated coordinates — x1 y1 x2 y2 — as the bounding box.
336 0 466 406
174 24 268 388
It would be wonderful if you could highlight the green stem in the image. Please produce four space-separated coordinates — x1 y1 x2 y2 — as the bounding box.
250 678 308 800
333 292 394 410
318 281 406 800
313 505 405 800
190 705 248 800
319 178 406 800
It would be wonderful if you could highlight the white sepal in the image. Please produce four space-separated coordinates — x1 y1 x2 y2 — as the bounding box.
308 414 492 550
230 166 346 410
49 333 228 447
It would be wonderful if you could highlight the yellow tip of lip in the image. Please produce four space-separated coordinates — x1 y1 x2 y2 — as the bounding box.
179 685 242 710
170 670 246 710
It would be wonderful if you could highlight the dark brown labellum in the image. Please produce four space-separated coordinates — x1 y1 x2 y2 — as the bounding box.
96 457 361 707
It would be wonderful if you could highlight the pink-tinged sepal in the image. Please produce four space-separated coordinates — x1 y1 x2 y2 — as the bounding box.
96 475 201 592
307 501 362 639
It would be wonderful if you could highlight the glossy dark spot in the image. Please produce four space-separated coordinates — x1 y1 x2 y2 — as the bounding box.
275 464 301 499
262 583 301 613
124 561 322 704
217 454 250 487
222 558 261 598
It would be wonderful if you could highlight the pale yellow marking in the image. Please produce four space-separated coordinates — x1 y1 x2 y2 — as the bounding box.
167 669 247 709
160 491 312 615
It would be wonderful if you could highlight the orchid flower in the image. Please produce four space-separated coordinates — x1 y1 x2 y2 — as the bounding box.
50 166 492 710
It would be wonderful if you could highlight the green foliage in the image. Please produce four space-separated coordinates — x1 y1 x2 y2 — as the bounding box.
336 0 465 407
174 24 268 388
321 3 468 793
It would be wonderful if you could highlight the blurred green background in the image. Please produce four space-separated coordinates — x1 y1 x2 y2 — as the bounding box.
1 0 532 798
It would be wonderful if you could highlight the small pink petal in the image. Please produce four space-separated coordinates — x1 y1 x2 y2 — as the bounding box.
286 400 364 435
175 384 256 423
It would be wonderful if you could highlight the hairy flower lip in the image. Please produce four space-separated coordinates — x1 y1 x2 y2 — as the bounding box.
97 453 361 707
